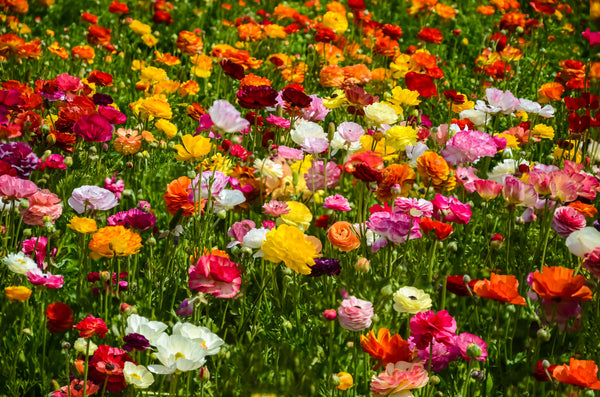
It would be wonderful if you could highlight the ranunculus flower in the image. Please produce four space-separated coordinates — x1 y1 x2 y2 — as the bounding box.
0 174 37 200
73 114 114 142
22 189 63 226
370 361 429 396
46 302 74 333
552 206 586 238
409 310 457 349
323 194 351 212
68 185 119 214
338 296 374 331
327 221 360 252
208 99 250 133
455 332 488 361
405 72 438 98
566 227 600 258
74 315 109 338
188 255 242 298
393 286 432 314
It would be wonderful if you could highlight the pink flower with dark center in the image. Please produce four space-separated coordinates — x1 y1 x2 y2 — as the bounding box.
323 194 351 211
455 166 480 193
188 255 242 298
337 296 373 331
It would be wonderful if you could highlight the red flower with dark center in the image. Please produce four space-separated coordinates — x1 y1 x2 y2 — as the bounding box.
220 59 245 80
237 85 278 109
405 72 438 98
443 90 465 104
88 345 134 394
46 302 74 333
282 87 312 108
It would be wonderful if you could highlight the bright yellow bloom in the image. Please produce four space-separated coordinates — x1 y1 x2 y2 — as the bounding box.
323 90 347 109
322 11 348 33
129 20 152 35
68 217 98 234
89 226 142 260
174 134 213 161
262 225 317 275
495 133 520 149
141 34 158 47
153 80 180 96
5 286 32 302
140 66 167 83
278 201 313 231
137 96 172 119
385 125 417 151
337 372 354 391
388 87 421 107
155 119 178 139
191 54 213 78
263 24 286 39
532 124 554 140
553 141 582 164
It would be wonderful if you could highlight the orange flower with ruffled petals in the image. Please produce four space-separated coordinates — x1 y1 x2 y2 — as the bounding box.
531 266 593 302
473 273 526 305
553 358 600 390
89 226 142 260
163 176 197 216
361 328 411 369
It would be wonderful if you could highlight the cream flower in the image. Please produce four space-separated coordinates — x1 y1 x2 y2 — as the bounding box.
364 102 398 126
124 362 154 388
392 286 432 314
2 252 37 275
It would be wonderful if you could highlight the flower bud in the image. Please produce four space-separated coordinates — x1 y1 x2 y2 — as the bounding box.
64 156 73 167
541 360 551 369
323 309 337 320
19 199 30 209
380 284 393 296
429 375 441 385
217 209 227 219
146 236 157 246
466 343 482 359
61 342 71 350
198 366 210 382
490 233 504 250
336 372 353 390
22 228 32 238
355 257 370 273
470 369 486 382
537 328 551 341
447 241 458 252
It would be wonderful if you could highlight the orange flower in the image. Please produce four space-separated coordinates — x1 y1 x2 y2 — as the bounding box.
87 25 111 48
435 3 456 19
376 164 416 201
500 11 526 30
71 45 95 62
48 41 68 59
553 358 600 390
176 31 203 55
153 51 180 66
89 226 142 259
476 5 495 15
240 73 272 87
315 42 345 65
531 266 593 302
416 151 456 192
342 64 371 86
163 176 197 216
237 22 262 41
568 201 598 217
327 221 361 252
473 273 527 305
360 328 411 369
537 82 564 103
113 128 142 155
319 65 345 87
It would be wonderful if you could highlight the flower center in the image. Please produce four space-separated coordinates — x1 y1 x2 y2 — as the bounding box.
409 296 417 300
175 352 186 360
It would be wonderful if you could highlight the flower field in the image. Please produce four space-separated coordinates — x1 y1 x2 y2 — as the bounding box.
0 0 599 395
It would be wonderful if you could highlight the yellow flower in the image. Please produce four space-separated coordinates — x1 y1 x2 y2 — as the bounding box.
89 226 142 260
5 286 32 302
323 90 347 109
357 134 396 157
129 20 152 35
141 33 159 47
131 59 145 71
532 124 554 140
385 125 417 150
137 96 172 119
515 110 528 121
364 102 398 126
337 372 354 391
68 216 98 234
263 24 286 39
495 133 520 149
191 54 213 78
322 11 348 33
155 119 178 139
200 153 233 173
278 201 313 231
387 87 421 107
174 134 213 161
261 225 317 275
140 66 167 83
553 141 582 164
154 80 181 96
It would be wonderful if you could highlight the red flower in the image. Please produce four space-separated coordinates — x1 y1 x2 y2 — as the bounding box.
315 28 337 43
282 87 312 108
347 0 366 11
237 85 278 109
88 70 113 86
108 1 129 14
80 12 98 24
446 275 478 297
74 315 108 338
533 360 557 382
46 302 74 333
417 27 443 44
405 72 438 98
315 214 331 229
382 24 402 40
88 345 135 394
443 90 465 104
220 59 245 80
153 10 173 25
420 217 453 240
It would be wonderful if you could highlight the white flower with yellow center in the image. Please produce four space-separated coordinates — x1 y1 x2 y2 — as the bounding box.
124 362 154 388
3 252 37 275
148 334 207 374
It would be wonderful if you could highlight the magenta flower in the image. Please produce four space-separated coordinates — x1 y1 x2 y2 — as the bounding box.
68 185 119 214
39 154 67 171
431 194 472 224
304 161 342 191
266 114 291 129
27 268 64 289
323 194 351 212
455 332 488 361
126 208 156 231
409 310 457 349
98 106 126 124
338 296 373 331
105 173 125 199
22 236 49 267
552 206 586 238
0 141 39 178
0 174 37 200
441 130 498 165
412 339 459 372
73 114 114 143
188 255 242 298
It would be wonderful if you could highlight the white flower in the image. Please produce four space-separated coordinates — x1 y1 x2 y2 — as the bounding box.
330 131 362 155
74 338 98 355
405 142 429 168
172 322 224 355
393 286 432 314
124 362 154 389
474 100 501 115
459 109 491 127
243 227 269 257
290 119 327 146
566 227 600 258
487 159 529 184
538 104 555 118
212 189 246 212
68 185 118 214
253 158 284 178
125 314 168 346
3 252 37 275
208 100 250 133
517 98 541 114
364 102 397 125
148 334 207 374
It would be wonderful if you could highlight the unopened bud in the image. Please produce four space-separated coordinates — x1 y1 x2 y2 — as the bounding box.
537 328 551 341
466 343 482 359
198 366 210 382
470 369 486 382
323 309 337 320
355 257 370 273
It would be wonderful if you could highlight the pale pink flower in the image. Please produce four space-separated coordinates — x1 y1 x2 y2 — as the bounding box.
188 255 242 298
486 88 520 114
300 136 329 154
366 212 422 246
337 296 373 331
455 166 480 193
337 122 364 143
370 361 429 397
393 198 433 217
22 189 63 226
302 95 330 121
277 145 304 161
549 170 578 202
473 179 502 201
304 161 341 191
323 194 351 211
552 206 587 238
262 200 290 216
68 185 118 214
208 100 250 133
528 171 552 196
0 174 37 200
502 176 538 208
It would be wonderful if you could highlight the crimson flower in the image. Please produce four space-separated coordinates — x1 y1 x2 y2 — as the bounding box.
237 85 278 109
74 315 108 338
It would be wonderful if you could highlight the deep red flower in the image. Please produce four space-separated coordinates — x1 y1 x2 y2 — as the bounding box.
382 24 402 40
315 214 331 229
405 72 438 98
74 315 108 338
347 0 366 11
315 28 337 43
88 70 113 86
108 1 129 14
46 302 74 333
446 275 478 297
282 87 312 108
564 97 587 111
81 12 98 24
237 85 278 109
220 59 245 80
530 1 555 15
533 360 558 382
489 33 507 51
443 90 465 104
88 345 134 394
153 10 173 25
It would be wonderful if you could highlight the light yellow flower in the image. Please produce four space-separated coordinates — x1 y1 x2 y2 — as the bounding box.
278 201 313 231
393 286 432 314
364 102 397 126
385 125 417 150
322 11 348 33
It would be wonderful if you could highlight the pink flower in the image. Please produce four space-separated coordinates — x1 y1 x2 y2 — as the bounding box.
227 220 256 247
409 310 457 349
68 185 119 214
277 145 304 161
304 161 341 191
302 95 330 121
22 236 49 267
323 194 351 211
105 173 125 199
486 88 520 114
39 154 67 171
502 176 538 208
337 296 373 331
266 114 291 129
393 198 433 218
552 206 586 238
56 73 83 92
300 136 329 154
412 339 459 372
98 106 126 124
262 200 290 217
370 362 429 396
27 268 64 289
528 171 552 196
455 166 480 193
188 255 242 298
22 189 63 226
73 114 114 143
262 220 275 229
367 212 422 248
549 170 578 202
583 247 600 279
441 130 498 165
474 179 502 201
0 174 37 200
431 194 472 224
208 100 250 133
582 28 600 46
455 333 488 361
323 309 337 320
337 122 364 142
